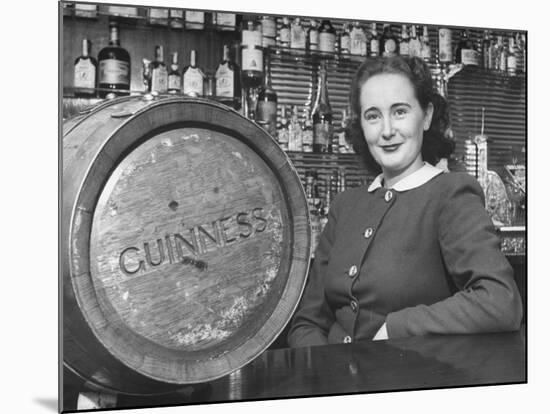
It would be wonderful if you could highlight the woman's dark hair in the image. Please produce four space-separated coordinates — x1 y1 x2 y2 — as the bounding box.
347 56 455 174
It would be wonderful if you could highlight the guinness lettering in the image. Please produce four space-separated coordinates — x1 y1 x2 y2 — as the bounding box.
118 206 275 275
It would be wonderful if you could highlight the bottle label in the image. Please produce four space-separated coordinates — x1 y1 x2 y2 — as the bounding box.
261 18 277 38
438 29 453 62
421 42 431 60
106 6 138 17
257 101 277 134
149 8 169 19
216 13 235 28
168 74 181 91
319 33 336 53
215 64 234 97
341 35 351 54
314 122 332 148
170 9 183 19
384 38 397 56
461 49 479 66
279 27 291 45
151 66 168 93
399 41 410 56
242 48 263 72
370 39 380 56
99 59 130 85
291 26 306 49
309 31 319 50
262 36 277 48
302 129 313 152
183 68 203 96
185 11 204 23
242 30 262 47
74 59 96 89
351 31 366 55
507 55 517 72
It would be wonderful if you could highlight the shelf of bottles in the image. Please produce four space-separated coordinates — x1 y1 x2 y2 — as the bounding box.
62 2 526 257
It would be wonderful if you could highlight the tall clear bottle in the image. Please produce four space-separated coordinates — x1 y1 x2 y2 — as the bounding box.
74 38 97 97
182 50 205 97
98 22 130 98
255 53 278 137
369 23 380 57
167 52 181 94
350 22 367 57
399 24 410 56
438 27 453 64
311 62 332 153
151 45 168 94
308 19 320 53
420 26 431 61
241 20 263 89
409 25 421 57
215 44 241 109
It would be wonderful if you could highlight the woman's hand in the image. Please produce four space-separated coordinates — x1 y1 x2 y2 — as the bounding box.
373 322 388 341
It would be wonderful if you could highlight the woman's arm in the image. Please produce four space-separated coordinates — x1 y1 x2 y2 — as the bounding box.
385 174 523 339
287 195 341 347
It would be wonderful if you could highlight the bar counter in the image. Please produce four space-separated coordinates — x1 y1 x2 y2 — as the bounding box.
100 326 526 411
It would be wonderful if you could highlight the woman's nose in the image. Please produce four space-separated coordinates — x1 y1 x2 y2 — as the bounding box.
381 116 394 140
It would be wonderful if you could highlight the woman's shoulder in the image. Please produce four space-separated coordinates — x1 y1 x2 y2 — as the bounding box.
331 185 371 212
430 171 485 204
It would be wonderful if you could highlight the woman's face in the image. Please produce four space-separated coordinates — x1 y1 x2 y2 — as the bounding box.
359 73 433 184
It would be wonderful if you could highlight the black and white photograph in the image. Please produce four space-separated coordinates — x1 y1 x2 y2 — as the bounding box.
58 0 530 412
5 0 547 413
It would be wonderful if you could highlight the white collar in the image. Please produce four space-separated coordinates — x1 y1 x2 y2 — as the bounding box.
367 163 444 192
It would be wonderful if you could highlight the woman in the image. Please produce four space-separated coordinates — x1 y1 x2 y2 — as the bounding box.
287 56 522 347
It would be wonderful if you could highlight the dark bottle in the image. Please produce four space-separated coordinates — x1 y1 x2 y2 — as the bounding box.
481 30 493 69
255 53 278 137
167 52 181 94
73 38 97 97
151 45 168 94
455 29 479 65
311 62 332 153
381 24 399 57
215 44 242 109
319 19 336 54
182 50 205 97
98 22 131 98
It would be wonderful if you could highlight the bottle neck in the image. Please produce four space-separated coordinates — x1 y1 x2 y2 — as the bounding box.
155 46 164 63
171 52 178 66
263 55 272 88
222 45 230 62
190 50 196 67
109 26 120 46
315 66 330 107
81 39 89 57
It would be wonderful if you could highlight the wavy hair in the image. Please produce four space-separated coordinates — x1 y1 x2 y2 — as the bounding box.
346 56 455 174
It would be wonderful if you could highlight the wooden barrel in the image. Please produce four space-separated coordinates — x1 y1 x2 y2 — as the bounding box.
62 96 310 394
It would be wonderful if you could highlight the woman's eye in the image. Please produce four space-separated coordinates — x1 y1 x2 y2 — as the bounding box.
394 108 407 117
365 112 380 121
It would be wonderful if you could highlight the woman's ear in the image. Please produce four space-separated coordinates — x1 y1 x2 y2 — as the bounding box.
423 102 434 131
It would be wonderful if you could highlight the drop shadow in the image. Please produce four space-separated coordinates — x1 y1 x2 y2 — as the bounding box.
33 397 58 412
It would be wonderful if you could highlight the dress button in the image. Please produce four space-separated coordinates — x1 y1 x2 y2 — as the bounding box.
348 265 358 277
343 335 352 344
385 190 393 202
350 300 358 312
364 227 374 238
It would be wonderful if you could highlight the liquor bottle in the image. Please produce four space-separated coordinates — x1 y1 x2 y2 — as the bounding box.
521 33 526 73
167 52 181 94
215 45 241 109
261 16 277 48
301 107 314 153
98 22 131 98
241 20 264 89
308 20 320 53
290 18 307 53
337 109 352 153
481 30 492 69
455 29 479 65
213 12 237 31
255 53 277 136
340 23 351 55
279 17 291 48
305 171 321 257
105 6 139 19
409 25 421 57
381 24 398 57
399 24 410 56
498 36 508 73
182 50 205 97
288 106 303 152
277 104 290 151
350 22 367 56
515 33 525 74
438 27 453 64
147 7 169 26
185 10 205 30
507 36 517 75
169 9 184 29
311 62 332 153
151 45 168 94
369 23 380 57
319 20 336 55
73 38 97 97
492 35 503 71
420 26 431 61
